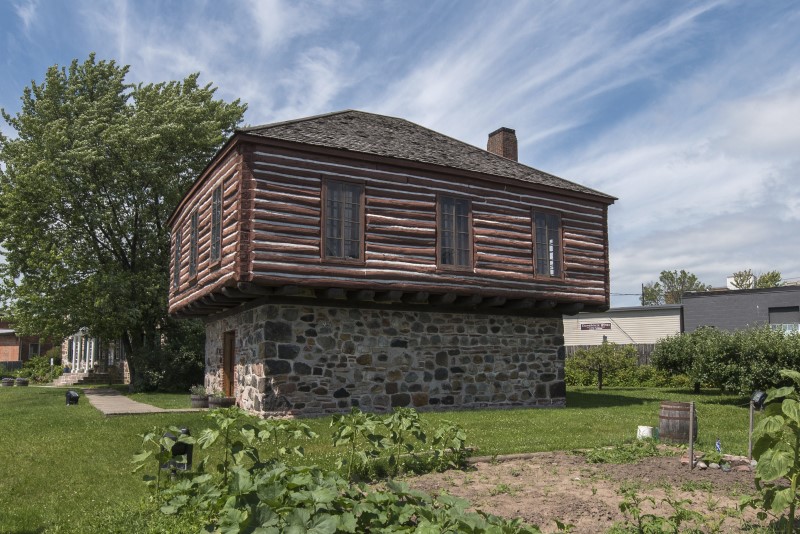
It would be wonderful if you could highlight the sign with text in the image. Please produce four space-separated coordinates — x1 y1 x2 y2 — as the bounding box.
580 322 611 331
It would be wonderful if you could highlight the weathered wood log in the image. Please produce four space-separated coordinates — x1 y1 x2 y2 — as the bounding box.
402 291 429 304
316 288 347 300
374 290 402 302
429 293 457 305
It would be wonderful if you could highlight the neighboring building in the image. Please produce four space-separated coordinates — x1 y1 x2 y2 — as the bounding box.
168 110 615 416
683 285 800 333
563 305 682 363
0 320 58 369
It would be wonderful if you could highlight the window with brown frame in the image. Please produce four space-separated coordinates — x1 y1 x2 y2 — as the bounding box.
189 210 198 279
324 180 363 261
210 185 222 263
438 196 471 268
533 210 562 277
173 230 182 289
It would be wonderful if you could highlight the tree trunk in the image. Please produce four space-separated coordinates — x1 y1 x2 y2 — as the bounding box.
694 381 701 394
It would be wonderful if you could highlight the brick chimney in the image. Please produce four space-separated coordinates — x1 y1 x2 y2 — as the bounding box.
487 127 518 161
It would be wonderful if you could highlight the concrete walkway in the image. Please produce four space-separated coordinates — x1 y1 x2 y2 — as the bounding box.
82 388 206 416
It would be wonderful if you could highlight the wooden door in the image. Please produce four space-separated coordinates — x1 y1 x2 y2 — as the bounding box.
222 331 235 396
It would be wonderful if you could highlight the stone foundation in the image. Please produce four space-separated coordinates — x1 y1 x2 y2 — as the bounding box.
205 303 566 416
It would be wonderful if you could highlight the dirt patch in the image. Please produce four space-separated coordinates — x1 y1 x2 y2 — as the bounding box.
406 451 765 533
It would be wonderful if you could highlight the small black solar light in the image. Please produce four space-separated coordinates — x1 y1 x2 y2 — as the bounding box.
751 390 767 410
161 428 192 471
66 390 80 406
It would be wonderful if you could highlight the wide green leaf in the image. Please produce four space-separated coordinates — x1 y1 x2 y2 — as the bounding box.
783 399 800 425
756 449 793 482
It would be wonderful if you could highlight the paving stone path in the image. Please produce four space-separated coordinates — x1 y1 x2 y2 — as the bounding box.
82 388 206 416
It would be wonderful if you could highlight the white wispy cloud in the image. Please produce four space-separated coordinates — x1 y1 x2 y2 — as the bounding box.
4 0 797 306
13 0 38 32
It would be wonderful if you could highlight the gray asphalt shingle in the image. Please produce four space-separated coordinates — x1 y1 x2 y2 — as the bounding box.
240 110 614 200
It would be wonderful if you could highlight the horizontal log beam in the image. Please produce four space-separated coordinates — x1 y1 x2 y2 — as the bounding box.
316 287 347 300
348 289 376 302
374 290 402 303
429 293 457 305
454 295 483 307
402 291 429 304
479 296 506 308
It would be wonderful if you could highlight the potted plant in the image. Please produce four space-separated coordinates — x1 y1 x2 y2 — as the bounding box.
208 389 236 409
189 384 209 408
14 377 29 387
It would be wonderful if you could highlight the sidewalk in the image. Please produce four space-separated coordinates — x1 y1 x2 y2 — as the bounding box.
82 388 206 416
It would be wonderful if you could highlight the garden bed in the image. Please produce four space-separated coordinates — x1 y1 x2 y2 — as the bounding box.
407 450 762 533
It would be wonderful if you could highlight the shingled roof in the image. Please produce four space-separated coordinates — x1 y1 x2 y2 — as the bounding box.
239 110 614 201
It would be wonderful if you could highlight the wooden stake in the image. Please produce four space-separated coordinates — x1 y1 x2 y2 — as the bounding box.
689 401 695 470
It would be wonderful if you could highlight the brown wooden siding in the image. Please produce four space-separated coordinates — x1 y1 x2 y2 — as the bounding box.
169 139 611 315
170 150 241 311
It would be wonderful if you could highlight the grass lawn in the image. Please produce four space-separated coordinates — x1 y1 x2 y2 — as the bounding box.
0 385 754 532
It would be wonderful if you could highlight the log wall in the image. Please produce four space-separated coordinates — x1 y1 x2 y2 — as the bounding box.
168 139 611 315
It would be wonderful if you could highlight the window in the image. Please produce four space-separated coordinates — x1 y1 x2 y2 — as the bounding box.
533 211 562 277
324 180 363 260
769 306 800 334
438 196 471 268
29 343 40 357
211 185 222 263
173 230 181 289
189 210 198 279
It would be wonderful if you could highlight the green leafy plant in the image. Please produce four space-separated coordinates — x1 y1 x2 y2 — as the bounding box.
255 417 318 460
132 426 195 501
741 369 800 533
330 407 384 480
382 407 426 476
565 341 637 390
583 439 667 465
430 420 469 470
189 384 206 396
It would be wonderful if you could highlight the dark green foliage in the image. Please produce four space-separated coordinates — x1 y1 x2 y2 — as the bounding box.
329 407 469 481
652 327 800 394
136 406 539 533
0 54 245 387
564 342 637 389
16 354 62 383
131 318 205 392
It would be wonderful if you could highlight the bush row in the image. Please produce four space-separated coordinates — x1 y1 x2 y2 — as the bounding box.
565 342 692 388
651 326 800 394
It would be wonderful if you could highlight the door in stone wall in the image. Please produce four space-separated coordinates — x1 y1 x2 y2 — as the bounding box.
223 331 235 396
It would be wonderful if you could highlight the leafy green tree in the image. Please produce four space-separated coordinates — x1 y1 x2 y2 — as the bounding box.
566 340 637 390
0 55 246 387
731 269 782 289
640 270 710 305
757 270 783 288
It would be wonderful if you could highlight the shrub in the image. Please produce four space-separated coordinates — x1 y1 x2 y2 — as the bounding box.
565 342 637 389
653 327 800 394
16 354 62 383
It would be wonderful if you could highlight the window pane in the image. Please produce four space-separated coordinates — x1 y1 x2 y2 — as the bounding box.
325 181 362 259
439 196 470 267
534 211 561 277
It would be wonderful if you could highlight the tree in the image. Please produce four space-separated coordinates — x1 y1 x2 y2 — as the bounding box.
731 269 782 289
0 55 246 388
566 340 637 390
640 270 710 305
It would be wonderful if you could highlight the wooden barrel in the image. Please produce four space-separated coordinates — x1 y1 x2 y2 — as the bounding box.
659 401 698 443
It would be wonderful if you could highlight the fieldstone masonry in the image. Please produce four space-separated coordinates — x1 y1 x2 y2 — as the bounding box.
205 303 566 416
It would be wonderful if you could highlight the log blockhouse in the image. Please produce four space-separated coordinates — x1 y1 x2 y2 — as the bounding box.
168 110 615 416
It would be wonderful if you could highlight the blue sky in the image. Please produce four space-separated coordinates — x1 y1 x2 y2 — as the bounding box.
2 0 799 306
